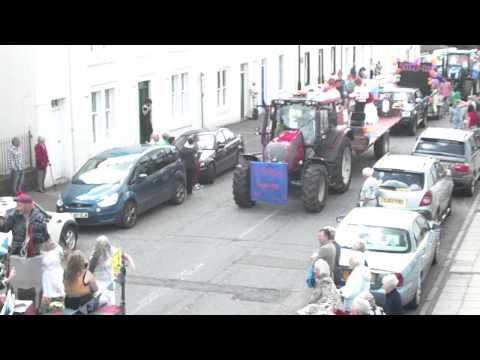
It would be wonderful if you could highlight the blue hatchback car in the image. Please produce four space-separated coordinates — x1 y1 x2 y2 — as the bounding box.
57 145 186 228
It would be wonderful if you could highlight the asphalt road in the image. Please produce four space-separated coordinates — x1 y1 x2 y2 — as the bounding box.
34 115 473 315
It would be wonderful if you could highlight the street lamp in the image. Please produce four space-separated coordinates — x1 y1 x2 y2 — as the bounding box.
298 45 302 90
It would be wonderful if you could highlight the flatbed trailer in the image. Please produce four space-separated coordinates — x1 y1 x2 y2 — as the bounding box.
350 115 401 156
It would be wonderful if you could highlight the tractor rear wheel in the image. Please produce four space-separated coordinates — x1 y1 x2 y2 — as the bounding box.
374 132 390 160
233 161 256 208
330 138 353 194
302 164 328 213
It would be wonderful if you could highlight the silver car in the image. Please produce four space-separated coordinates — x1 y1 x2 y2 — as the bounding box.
412 127 480 196
360 154 454 222
336 207 441 309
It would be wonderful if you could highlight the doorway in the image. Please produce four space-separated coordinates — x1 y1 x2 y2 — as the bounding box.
138 80 150 144
48 98 67 182
240 63 248 120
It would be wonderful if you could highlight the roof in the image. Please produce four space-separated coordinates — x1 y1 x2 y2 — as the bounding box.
342 207 419 231
94 144 173 159
418 127 472 143
374 154 434 173
178 128 217 137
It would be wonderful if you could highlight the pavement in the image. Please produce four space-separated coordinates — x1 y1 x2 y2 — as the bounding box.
22 116 479 315
426 188 480 315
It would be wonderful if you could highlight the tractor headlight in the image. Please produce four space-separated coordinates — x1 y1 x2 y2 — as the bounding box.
98 193 119 208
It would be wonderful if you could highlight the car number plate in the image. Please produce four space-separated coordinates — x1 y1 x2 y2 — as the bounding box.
73 212 89 219
379 197 406 207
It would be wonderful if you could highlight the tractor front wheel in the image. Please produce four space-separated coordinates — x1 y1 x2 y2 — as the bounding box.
233 162 256 208
302 164 328 213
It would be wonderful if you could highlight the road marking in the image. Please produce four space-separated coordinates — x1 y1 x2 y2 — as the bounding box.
238 209 281 240
420 191 480 315
129 289 164 315
180 263 204 280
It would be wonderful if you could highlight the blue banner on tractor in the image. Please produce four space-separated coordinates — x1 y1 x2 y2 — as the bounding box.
250 162 288 205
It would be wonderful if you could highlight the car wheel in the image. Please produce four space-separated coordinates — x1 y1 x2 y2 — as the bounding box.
121 201 138 229
60 224 77 251
171 178 186 205
421 110 428 128
406 276 422 310
206 163 216 184
466 176 476 197
433 239 440 265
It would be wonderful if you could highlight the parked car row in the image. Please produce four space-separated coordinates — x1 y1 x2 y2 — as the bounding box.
335 126 480 310
56 128 244 229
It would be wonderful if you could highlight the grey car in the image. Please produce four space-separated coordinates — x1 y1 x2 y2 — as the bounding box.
412 127 480 196
336 207 441 310
360 154 454 222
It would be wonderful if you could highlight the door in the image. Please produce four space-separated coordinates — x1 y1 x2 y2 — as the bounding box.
412 217 432 281
129 155 157 212
138 81 150 144
433 161 451 215
48 99 67 182
221 128 238 168
147 148 177 204
416 215 435 269
199 73 205 128
240 63 248 120
318 49 324 85
215 131 228 173
469 136 480 178
428 166 441 219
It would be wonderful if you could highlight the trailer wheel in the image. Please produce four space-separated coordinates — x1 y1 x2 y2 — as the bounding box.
302 164 328 213
330 138 352 194
374 132 390 160
407 115 417 136
233 162 256 208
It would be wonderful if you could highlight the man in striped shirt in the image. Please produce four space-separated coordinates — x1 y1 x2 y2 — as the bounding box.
7 137 24 195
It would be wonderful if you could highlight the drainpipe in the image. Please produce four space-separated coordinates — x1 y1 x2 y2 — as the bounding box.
297 45 302 90
200 72 204 128
67 45 77 172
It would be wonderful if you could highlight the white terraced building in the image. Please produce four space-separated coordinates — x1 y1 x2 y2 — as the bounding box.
0 45 420 185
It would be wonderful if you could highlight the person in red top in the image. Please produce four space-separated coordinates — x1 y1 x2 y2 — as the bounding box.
34 136 50 193
467 104 478 129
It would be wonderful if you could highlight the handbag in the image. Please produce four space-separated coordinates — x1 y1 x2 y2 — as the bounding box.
306 264 315 288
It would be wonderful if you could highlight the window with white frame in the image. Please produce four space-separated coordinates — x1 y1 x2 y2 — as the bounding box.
105 88 114 136
278 55 284 90
304 52 310 86
217 69 227 107
171 72 189 118
91 91 100 143
181 73 188 115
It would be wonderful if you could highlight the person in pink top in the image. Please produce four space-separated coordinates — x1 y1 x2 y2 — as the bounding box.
440 79 452 99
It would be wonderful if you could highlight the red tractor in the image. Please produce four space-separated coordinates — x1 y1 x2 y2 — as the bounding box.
232 91 354 212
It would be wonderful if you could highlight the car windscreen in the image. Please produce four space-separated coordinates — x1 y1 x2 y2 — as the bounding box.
381 91 413 103
274 103 317 144
414 138 466 157
72 153 141 185
373 169 424 191
337 224 411 253
196 134 216 150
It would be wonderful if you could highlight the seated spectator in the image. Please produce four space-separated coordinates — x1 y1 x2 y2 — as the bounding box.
40 239 65 312
382 274 403 315
351 297 371 315
63 250 98 311
340 253 371 313
298 259 341 315
357 291 385 315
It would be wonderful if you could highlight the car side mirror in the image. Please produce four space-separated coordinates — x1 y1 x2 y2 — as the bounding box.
336 215 345 224
217 143 225 149
137 173 148 182
429 221 441 231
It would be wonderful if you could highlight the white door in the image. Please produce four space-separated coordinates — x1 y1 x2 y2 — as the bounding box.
47 99 67 183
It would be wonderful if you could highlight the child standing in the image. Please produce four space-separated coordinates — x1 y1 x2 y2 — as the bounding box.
40 239 65 312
